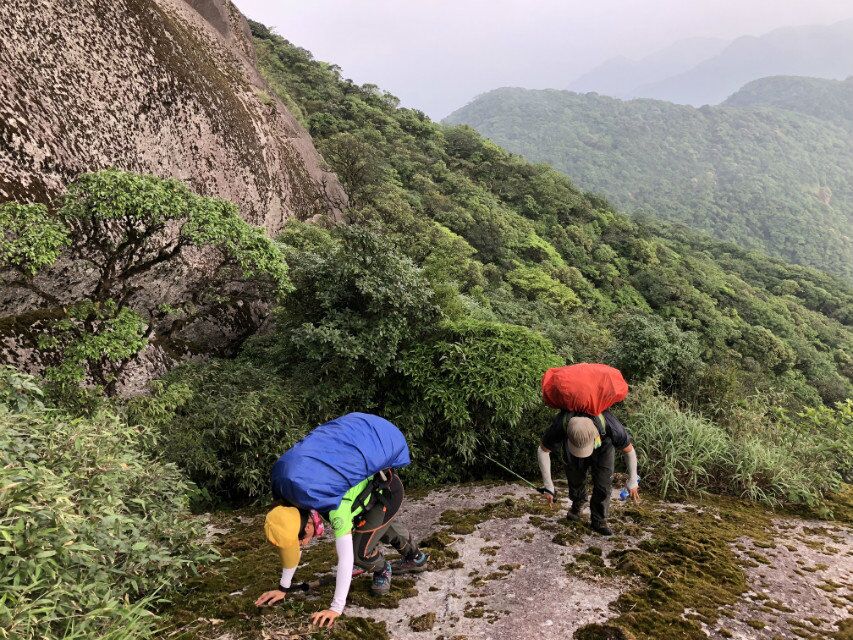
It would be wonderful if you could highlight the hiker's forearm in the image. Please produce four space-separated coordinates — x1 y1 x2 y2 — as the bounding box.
537 445 554 494
624 448 639 489
330 534 354 614
279 566 297 589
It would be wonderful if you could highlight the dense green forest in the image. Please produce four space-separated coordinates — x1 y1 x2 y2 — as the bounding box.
2 19 853 640
444 86 853 282
724 75 853 126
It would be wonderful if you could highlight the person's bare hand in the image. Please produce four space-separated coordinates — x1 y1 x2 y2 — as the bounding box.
255 590 286 607
629 487 641 504
538 488 555 509
311 609 341 628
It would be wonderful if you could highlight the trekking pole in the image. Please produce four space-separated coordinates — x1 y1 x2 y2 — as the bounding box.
483 454 552 496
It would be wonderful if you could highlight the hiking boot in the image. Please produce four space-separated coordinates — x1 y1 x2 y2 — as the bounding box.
371 561 392 594
591 522 613 537
565 502 582 522
396 550 429 571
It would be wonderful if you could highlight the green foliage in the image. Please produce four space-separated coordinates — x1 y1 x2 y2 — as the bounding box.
445 87 853 282
393 319 561 468
38 301 148 390
0 370 214 640
61 169 290 299
797 400 853 483
127 359 308 503
267 223 439 408
505 264 580 310
0 365 45 413
2 170 289 394
609 313 703 394
0 203 68 276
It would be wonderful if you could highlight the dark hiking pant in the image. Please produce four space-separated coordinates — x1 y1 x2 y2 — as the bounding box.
566 439 615 527
352 473 417 573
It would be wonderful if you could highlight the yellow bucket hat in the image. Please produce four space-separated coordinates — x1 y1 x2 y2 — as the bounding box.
264 505 302 569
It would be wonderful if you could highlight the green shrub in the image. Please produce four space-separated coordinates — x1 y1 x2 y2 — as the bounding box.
0 370 214 640
609 312 704 394
392 319 561 481
266 223 440 410
127 359 309 504
2 170 290 395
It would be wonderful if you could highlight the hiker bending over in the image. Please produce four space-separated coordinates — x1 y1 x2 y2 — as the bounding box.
254 413 428 628
537 409 639 536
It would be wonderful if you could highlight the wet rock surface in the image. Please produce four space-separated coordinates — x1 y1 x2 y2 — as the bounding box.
0 0 348 390
0 0 345 229
179 483 853 640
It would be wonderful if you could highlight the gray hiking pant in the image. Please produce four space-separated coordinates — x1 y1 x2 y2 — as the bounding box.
352 474 416 572
566 438 615 526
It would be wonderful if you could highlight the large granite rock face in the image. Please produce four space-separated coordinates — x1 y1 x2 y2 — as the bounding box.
0 0 346 232
0 0 348 392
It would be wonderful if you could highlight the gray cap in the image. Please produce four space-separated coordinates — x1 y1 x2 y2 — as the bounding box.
566 416 599 458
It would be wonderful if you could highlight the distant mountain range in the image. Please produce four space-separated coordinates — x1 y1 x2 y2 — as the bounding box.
568 37 729 98
445 77 853 281
568 19 853 106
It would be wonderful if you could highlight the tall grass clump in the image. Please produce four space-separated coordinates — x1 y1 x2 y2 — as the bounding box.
621 384 732 497
623 381 849 506
0 368 214 640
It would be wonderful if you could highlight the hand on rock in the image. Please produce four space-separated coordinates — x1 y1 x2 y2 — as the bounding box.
255 590 286 606
311 609 341 628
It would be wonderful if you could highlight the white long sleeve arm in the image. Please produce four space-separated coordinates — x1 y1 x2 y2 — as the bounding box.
624 447 639 489
279 566 297 589
330 534 354 614
537 445 555 494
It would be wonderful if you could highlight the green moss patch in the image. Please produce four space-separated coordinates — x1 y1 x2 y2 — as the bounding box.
438 495 554 534
409 611 437 631
572 495 776 640
162 511 392 639
574 623 637 640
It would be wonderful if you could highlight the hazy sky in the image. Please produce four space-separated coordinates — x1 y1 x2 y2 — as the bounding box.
233 0 853 119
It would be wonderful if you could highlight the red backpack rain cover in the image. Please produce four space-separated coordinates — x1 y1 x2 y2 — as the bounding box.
542 363 628 415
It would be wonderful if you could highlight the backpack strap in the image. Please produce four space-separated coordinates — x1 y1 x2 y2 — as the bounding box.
352 469 395 519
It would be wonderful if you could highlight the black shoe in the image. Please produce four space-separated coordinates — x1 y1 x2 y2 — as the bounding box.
371 561 392 594
396 550 429 571
591 522 613 536
566 503 582 522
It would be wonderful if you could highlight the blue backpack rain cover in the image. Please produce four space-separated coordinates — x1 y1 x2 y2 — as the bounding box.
271 412 411 512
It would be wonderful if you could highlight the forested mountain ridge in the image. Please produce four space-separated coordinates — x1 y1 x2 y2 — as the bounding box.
444 86 853 281
724 75 853 126
239 22 853 412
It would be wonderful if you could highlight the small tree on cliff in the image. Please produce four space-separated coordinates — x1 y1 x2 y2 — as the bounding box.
0 169 290 395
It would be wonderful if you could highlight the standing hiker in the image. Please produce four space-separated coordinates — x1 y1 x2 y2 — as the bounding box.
254 412 429 628
537 409 640 536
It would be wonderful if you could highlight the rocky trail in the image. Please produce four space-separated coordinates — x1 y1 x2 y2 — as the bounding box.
171 483 853 640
